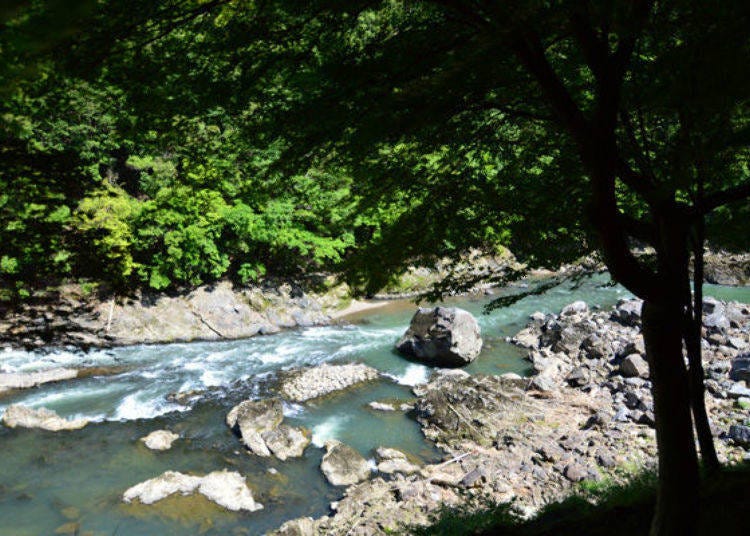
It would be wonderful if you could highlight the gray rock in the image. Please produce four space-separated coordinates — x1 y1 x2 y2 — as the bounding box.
122 471 202 505
140 430 179 451
226 398 284 456
261 425 310 461
375 447 420 475
271 517 316 536
396 307 482 367
0 368 78 393
563 463 587 482
614 299 642 326
729 355 750 383
2 405 89 431
512 327 539 349
197 470 264 512
728 425 750 447
279 363 379 402
459 466 488 488
529 311 547 324
320 440 371 486
620 354 649 378
561 301 588 317
566 367 590 387
704 301 730 332
123 470 263 512
727 382 750 399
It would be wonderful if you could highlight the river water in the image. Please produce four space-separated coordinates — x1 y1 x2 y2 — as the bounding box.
1 275 748 535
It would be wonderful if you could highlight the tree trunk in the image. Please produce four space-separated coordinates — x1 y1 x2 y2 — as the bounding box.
686 219 720 471
643 298 700 536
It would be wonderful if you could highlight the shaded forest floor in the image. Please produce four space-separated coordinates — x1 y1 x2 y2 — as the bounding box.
413 464 750 535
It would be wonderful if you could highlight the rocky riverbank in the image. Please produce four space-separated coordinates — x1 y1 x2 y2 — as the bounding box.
269 298 750 536
1 250 747 351
0 278 352 350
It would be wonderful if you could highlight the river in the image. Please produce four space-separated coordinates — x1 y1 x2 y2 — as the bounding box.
1 274 749 535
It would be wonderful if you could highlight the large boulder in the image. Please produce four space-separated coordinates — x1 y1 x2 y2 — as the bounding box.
320 440 371 486
226 398 284 456
2 405 89 431
396 307 482 367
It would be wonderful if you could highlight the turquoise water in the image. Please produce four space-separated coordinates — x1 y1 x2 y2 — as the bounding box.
0 274 744 535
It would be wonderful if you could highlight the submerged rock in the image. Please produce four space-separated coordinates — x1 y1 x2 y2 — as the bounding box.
320 440 371 486
279 363 379 402
0 368 78 393
123 470 262 512
140 430 179 451
1 404 89 431
396 307 482 367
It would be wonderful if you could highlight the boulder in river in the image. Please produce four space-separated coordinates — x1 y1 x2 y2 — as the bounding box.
320 440 371 486
261 425 311 461
123 469 263 512
140 430 179 451
197 470 264 512
396 307 482 367
279 363 379 402
1 404 89 431
226 398 284 456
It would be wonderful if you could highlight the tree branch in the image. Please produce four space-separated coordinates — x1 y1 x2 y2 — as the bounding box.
511 30 591 147
694 182 750 215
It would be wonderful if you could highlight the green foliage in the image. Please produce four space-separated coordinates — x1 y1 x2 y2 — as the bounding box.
2 0 749 304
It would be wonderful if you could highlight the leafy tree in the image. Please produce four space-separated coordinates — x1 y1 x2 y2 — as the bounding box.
3 2 750 534
135 2 745 534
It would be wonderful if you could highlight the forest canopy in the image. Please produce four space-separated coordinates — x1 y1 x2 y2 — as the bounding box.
1 0 748 302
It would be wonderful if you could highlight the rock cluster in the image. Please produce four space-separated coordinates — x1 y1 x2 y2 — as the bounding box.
226 398 310 460
269 297 750 535
122 469 263 512
279 363 379 402
1 404 89 431
396 307 483 367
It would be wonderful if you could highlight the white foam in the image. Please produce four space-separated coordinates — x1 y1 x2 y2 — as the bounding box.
282 402 305 418
200 369 224 387
311 415 349 447
111 392 187 421
388 364 431 386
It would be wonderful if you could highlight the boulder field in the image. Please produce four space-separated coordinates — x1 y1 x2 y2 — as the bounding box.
270 297 750 535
